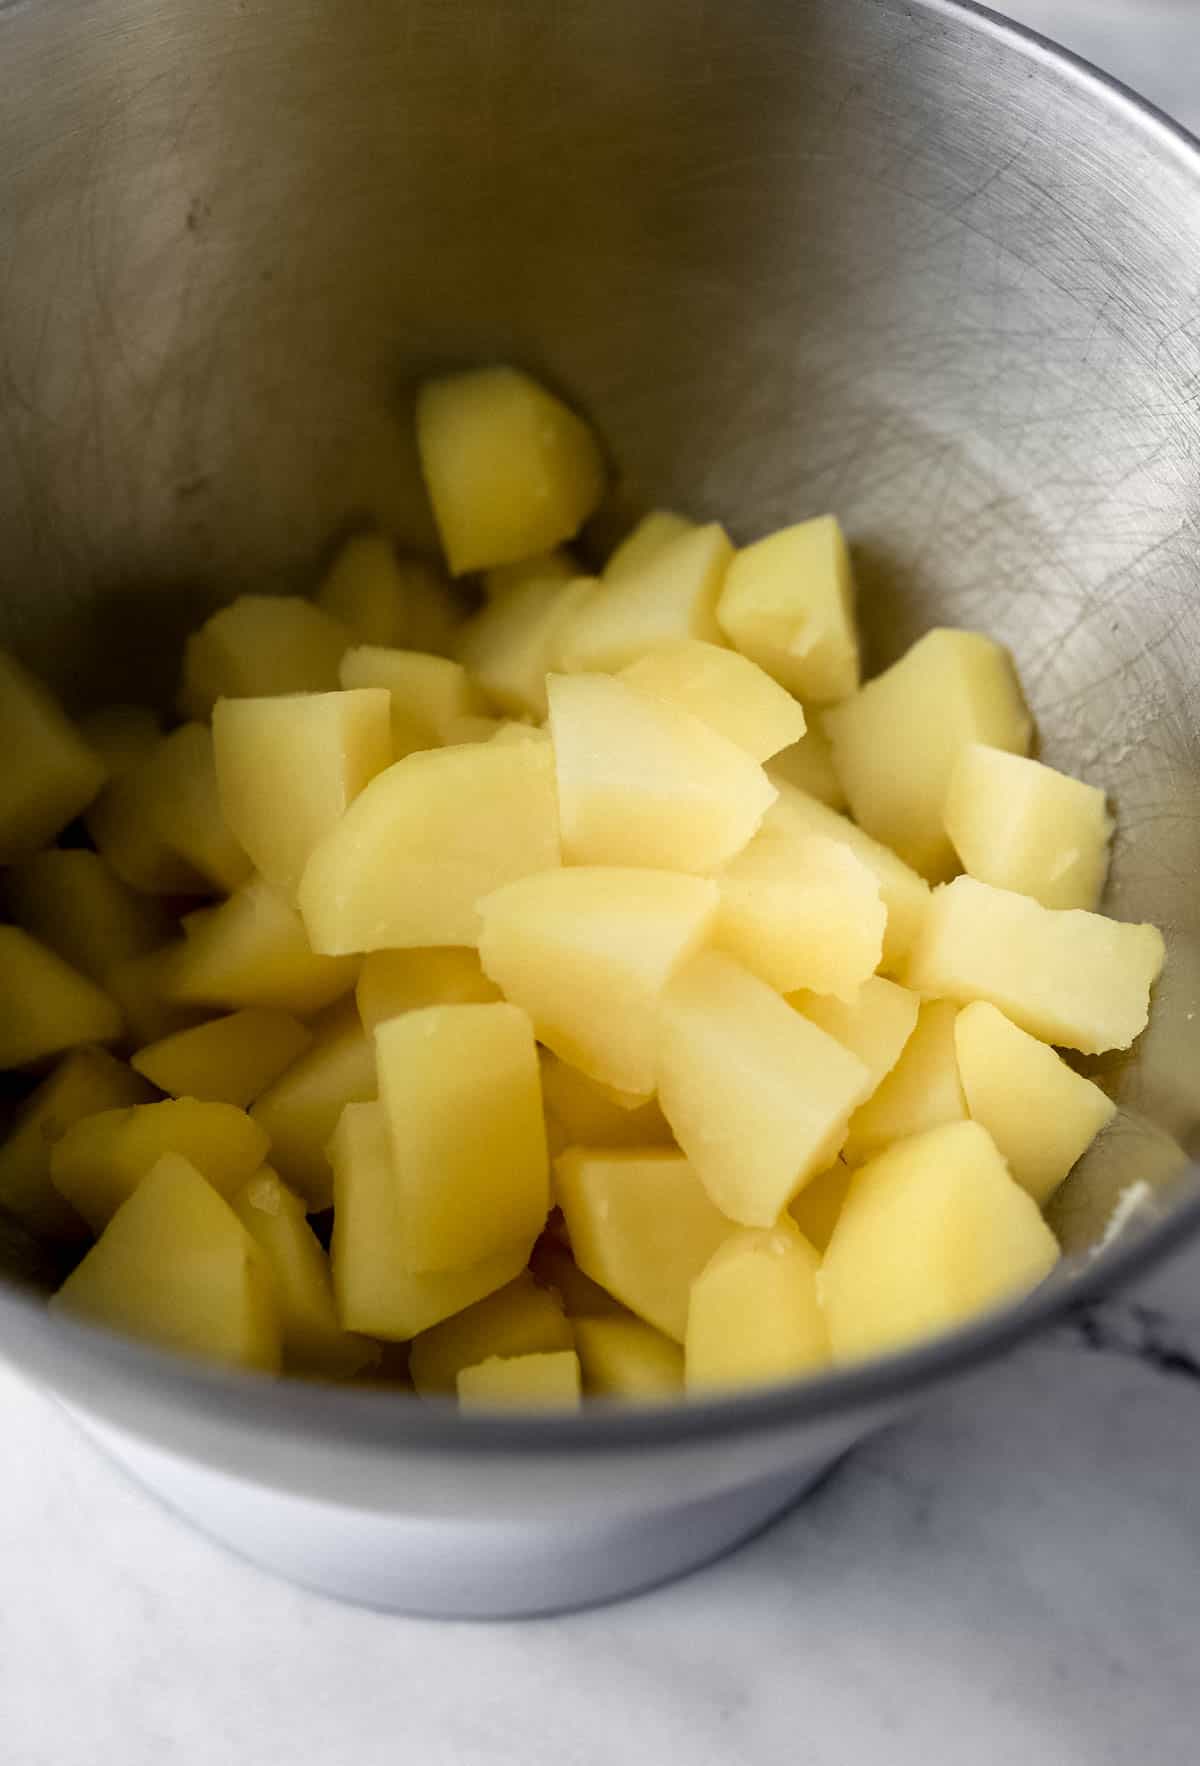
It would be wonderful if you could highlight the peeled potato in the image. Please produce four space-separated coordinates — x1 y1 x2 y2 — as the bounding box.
250 999 376 1210
554 523 731 673
686 1219 828 1392
408 1273 572 1395
945 744 1112 912
179 595 349 720
5 849 169 988
0 647 107 862
573 1316 684 1400
456 577 593 720
0 928 124 1068
539 1052 673 1156
317 534 462 656
355 946 500 1033
618 639 806 762
604 511 695 582
789 975 920 1100
170 876 359 1016
717 516 859 705
457 1350 582 1411
843 999 966 1166
337 647 485 756
715 831 885 998
132 1008 312 1109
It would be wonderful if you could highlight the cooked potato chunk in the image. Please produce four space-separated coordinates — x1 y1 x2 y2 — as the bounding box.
478 868 719 1096
0 928 124 1068
789 975 921 1099
52 1153 282 1373
416 366 605 573
169 875 359 1016
355 947 500 1033
540 1052 673 1156
408 1273 572 1394
715 831 884 997
554 524 731 672
0 648 107 861
5 849 169 985
767 711 846 808
821 1121 1060 1363
686 1219 828 1391
548 672 776 873
843 999 966 1165
482 549 578 600
658 951 871 1227
77 704 160 779
945 743 1112 911
788 1159 855 1253
456 578 593 720
132 1009 311 1109
717 516 859 706
954 1001 1116 1205
604 511 695 582
178 596 349 719
88 724 248 896
106 944 202 1046
298 740 560 953
457 1350 582 1411
318 535 462 655
619 640 806 762
528 1236 626 1319
824 628 1033 881
250 999 376 1210
337 647 485 755
902 876 1165 1054
573 1316 684 1400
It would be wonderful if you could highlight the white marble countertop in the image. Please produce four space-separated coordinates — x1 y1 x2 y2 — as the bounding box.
4 8 1200 1765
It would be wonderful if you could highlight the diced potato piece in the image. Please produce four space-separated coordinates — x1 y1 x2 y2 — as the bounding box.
761 782 930 973
955 1001 1116 1206
375 1002 548 1271
77 704 161 779
0 648 108 861
416 366 605 574
132 1009 312 1109
789 975 921 1098
88 724 251 895
686 1219 828 1392
408 1273 572 1394
298 740 560 953
356 947 500 1033
548 672 776 873
788 1160 854 1253
658 951 871 1227
49 1097 269 1233
716 517 859 705
86 767 206 897
457 1350 582 1411
528 1236 625 1318
250 1000 375 1210
0 928 124 1068
329 1102 529 1339
479 868 719 1095
483 549 578 600
945 744 1113 912
213 689 392 894
490 721 550 747
619 640 806 763
555 1149 737 1341
540 1053 673 1156
442 714 507 745
169 876 358 1015
231 1168 376 1377
396 559 464 658
0 1049 155 1241
824 629 1033 881
319 539 464 657
604 511 695 582
843 999 966 1165
5 850 169 985
52 1153 282 1374
179 596 349 719
715 832 885 998
767 712 846 809
902 876 1165 1055
821 1121 1061 1363
456 578 592 720
554 524 730 672
574 1316 684 1400
338 647 484 757
106 944 204 1046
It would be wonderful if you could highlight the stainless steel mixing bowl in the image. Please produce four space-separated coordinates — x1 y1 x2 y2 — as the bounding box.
2 0 1200 1617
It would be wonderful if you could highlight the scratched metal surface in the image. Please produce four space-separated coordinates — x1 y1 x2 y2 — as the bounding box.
0 0 1199 1272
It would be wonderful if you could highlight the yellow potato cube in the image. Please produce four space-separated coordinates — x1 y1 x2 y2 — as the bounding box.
49 1096 270 1232
482 549 578 600
317 534 463 656
788 1159 855 1253
442 714 507 745
528 1237 626 1318
843 999 966 1165
554 523 731 672
297 740 560 953
338 646 485 756
77 704 161 779
408 1273 572 1394
763 782 930 973
573 1316 684 1400
178 595 349 719
658 951 871 1227
416 365 605 574
686 1219 828 1392
478 868 719 1095
767 712 846 809
824 628 1033 881
106 944 205 1047
716 517 860 705
457 1350 582 1411
0 1049 155 1241
356 947 500 1033
0 928 124 1068
604 511 695 582
231 1168 377 1378
954 1001 1116 1206
375 1002 548 1271
456 578 593 720
945 743 1113 911
619 640 806 763
132 1009 312 1108
821 1120 1061 1363
902 876 1165 1054
250 999 376 1210
88 724 251 895
52 1153 282 1374
329 1102 529 1339
554 1148 737 1341
394 559 464 658
5 849 169 985
169 876 359 1016
213 689 392 894
540 1053 673 1156
548 672 776 873
0 648 107 861
715 832 885 998
789 975 921 1099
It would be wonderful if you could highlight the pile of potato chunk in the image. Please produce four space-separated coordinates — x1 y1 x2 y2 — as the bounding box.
0 365 1166 1409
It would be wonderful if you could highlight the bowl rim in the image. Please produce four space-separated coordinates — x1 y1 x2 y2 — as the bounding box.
4 0 1200 1458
